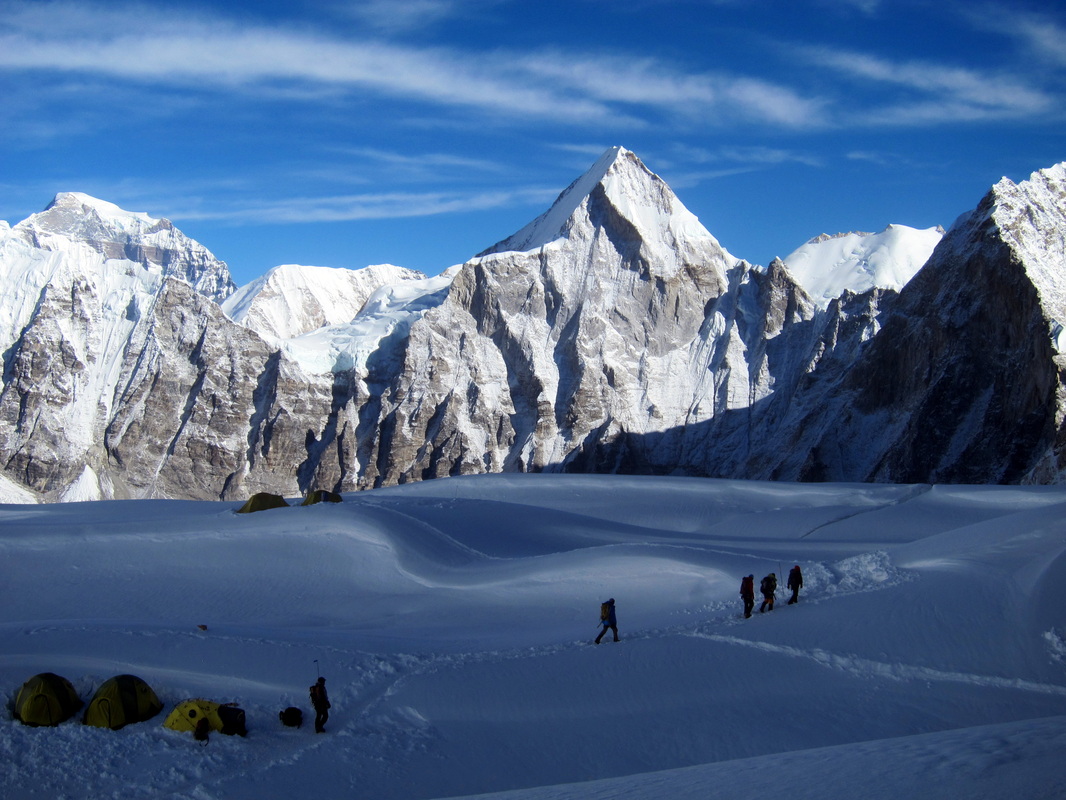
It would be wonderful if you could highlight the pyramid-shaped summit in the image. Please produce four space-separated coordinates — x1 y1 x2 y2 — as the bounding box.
480 147 733 275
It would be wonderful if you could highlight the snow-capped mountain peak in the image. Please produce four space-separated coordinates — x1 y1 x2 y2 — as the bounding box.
12 192 235 302
46 191 157 225
478 146 626 255
3 149 1066 502
479 146 732 269
987 163 1066 335
26 192 175 247
782 223 943 308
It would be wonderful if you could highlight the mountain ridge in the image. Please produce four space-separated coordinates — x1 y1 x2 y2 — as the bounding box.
1 149 1065 501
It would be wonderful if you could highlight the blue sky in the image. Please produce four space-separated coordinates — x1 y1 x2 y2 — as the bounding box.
2 0 1064 286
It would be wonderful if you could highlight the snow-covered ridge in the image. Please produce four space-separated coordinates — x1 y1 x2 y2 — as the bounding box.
46 191 158 228
3 149 1066 503
988 163 1066 343
222 262 428 343
280 268 457 374
9 191 236 302
0 191 233 369
782 224 943 308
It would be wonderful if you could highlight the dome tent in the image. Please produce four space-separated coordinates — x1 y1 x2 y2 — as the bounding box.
14 672 83 727
83 674 163 730
301 489 342 505
163 699 247 737
236 492 289 513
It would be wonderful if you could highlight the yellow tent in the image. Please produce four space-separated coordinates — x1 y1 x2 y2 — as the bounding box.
163 699 246 736
301 489 342 505
14 673 83 727
83 674 163 730
235 492 289 513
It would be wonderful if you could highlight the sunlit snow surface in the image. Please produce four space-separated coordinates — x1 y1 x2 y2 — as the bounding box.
2 475 1065 799
782 224 943 309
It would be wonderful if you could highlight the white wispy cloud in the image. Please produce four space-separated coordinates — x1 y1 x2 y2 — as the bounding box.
996 11 1066 67
805 47 1055 124
340 0 464 33
170 187 560 224
0 3 615 122
517 52 827 128
672 144 823 168
334 148 508 175
661 144 823 189
0 1 824 129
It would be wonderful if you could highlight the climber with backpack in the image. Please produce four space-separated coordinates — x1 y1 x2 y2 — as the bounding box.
740 574 756 618
595 598 619 644
759 573 777 613
309 676 330 733
787 564 804 605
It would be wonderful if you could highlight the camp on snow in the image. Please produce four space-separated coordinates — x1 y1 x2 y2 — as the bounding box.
83 674 163 730
163 699 247 737
13 672 83 727
235 492 289 513
301 489 342 505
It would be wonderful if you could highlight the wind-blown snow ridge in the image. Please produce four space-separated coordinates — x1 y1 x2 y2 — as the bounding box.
782 224 942 308
697 633 1066 696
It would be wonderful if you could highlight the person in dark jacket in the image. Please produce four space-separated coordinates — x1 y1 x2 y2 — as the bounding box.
759 573 777 613
309 676 330 733
787 565 803 605
595 598 619 643
740 574 755 618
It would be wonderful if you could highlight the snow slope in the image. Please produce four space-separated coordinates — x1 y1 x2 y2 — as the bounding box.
782 224 943 308
2 475 1065 799
222 263 427 344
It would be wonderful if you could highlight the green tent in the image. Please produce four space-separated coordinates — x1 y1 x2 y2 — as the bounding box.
14 672 83 727
163 699 247 737
236 492 289 513
83 674 163 730
301 489 343 505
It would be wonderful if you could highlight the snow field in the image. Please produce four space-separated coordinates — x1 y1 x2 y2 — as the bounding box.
2 474 1066 799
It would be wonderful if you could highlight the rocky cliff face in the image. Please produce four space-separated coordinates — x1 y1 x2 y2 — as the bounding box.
0 194 356 501
1 151 1065 502
739 163 1066 483
355 148 849 486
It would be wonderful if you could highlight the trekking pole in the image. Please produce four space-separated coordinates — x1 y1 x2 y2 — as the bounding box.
314 659 320 680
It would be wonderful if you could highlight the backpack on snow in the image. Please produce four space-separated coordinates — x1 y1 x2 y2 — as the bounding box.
279 706 303 728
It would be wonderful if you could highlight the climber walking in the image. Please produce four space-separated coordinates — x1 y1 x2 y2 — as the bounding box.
595 598 619 643
309 676 331 733
787 564 803 605
740 574 755 618
759 573 777 613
